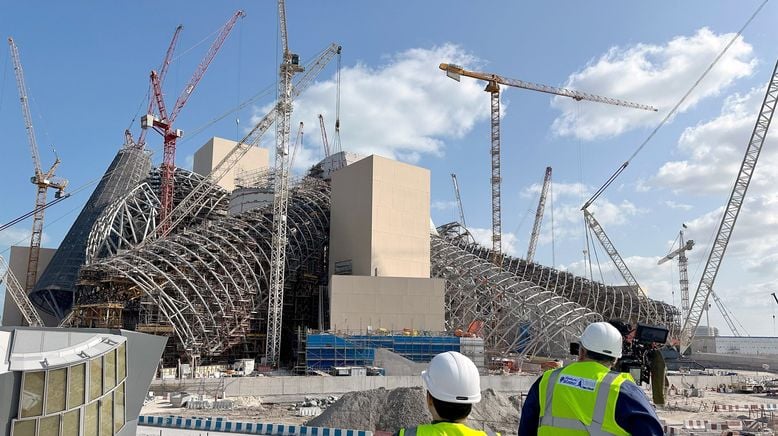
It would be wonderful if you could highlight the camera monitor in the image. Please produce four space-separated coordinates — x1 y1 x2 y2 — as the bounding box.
635 324 669 344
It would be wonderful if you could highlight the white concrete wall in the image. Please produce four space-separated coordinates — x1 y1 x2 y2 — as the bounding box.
715 336 778 356
192 137 268 192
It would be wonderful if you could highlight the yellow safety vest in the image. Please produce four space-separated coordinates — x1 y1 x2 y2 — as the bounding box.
538 361 634 436
399 422 500 436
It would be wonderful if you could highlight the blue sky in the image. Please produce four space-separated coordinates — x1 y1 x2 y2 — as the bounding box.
1 1 777 335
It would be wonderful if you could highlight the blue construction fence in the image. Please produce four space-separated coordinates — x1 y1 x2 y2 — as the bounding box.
138 415 373 436
306 332 460 371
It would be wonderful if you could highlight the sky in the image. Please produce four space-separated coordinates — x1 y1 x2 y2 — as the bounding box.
1 1 777 336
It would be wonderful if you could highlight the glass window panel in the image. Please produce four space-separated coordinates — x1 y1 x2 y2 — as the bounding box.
89 358 102 401
12 419 35 436
20 371 45 418
84 401 98 436
100 394 113 436
46 368 67 414
114 383 125 432
117 343 126 381
104 349 116 393
68 363 86 409
39 415 60 436
63 409 80 436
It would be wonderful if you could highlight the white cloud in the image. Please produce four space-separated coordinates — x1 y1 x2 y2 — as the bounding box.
664 200 693 211
250 44 490 170
468 227 520 258
652 86 777 194
0 228 33 249
432 200 458 212
551 28 756 140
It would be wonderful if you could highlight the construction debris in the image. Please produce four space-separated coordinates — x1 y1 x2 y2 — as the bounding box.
307 387 519 435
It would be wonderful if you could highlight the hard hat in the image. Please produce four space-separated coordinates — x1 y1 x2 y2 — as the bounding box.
422 351 481 404
580 322 623 359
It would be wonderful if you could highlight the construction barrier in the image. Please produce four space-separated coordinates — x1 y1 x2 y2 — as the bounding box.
138 415 373 436
713 403 778 411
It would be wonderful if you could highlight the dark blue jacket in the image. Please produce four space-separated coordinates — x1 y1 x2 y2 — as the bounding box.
518 372 664 435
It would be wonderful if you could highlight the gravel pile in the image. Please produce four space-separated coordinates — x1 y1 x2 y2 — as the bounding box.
307 387 520 435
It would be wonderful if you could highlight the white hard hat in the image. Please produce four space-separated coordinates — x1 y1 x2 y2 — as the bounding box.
422 351 481 404
580 322 623 359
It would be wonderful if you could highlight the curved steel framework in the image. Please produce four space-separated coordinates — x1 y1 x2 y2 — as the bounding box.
431 234 601 357
73 173 330 360
437 222 679 338
85 168 228 263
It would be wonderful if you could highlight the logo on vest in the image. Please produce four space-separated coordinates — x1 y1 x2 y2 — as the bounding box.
558 375 596 391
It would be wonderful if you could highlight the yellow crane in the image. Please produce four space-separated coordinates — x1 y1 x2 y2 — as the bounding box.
8 37 68 292
440 63 656 265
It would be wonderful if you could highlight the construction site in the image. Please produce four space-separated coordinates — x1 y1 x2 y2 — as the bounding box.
2 1 778 435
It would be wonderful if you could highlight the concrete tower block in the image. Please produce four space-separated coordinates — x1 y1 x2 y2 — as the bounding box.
193 137 269 192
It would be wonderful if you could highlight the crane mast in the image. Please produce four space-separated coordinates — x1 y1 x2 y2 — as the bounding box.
527 166 552 263
440 63 655 266
0 255 43 326
142 10 244 233
8 37 68 292
680 59 778 353
318 114 330 158
450 173 467 228
151 43 341 241
583 209 657 320
658 230 694 316
267 0 304 368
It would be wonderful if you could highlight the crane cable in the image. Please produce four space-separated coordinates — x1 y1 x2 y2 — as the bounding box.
582 0 769 210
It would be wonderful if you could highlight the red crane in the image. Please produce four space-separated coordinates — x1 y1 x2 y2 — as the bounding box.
125 25 183 149
141 10 245 231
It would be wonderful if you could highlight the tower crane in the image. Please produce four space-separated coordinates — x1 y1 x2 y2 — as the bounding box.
0 255 43 326
450 173 467 228
440 63 656 266
680 59 778 354
318 114 330 158
141 10 245 232
8 37 68 292
267 0 305 368
657 228 694 316
125 25 183 149
150 43 341 242
527 167 552 263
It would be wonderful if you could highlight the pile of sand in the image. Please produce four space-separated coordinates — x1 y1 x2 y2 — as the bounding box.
307 387 520 435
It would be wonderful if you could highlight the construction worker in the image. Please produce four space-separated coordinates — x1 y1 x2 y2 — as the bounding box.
396 351 498 436
518 322 663 436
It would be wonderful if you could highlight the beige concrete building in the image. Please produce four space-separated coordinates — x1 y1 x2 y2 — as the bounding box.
2 246 56 326
328 155 440 332
193 137 269 192
329 155 431 278
329 275 445 332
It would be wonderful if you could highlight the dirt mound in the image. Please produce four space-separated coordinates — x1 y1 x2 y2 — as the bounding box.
307 387 519 435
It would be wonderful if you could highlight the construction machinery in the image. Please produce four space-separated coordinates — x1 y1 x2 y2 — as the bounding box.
0 255 43 326
658 228 694 316
267 0 305 368
439 63 656 265
680 59 778 354
141 10 244 232
8 37 69 292
450 173 467 228
318 114 331 158
125 25 183 149
527 167 552 263
583 209 657 321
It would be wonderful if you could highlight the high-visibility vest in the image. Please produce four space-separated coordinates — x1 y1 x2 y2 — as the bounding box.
399 422 499 436
538 361 634 435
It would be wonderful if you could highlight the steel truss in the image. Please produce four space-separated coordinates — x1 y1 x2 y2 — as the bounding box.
85 168 228 263
72 173 331 361
431 232 601 358
437 223 679 338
